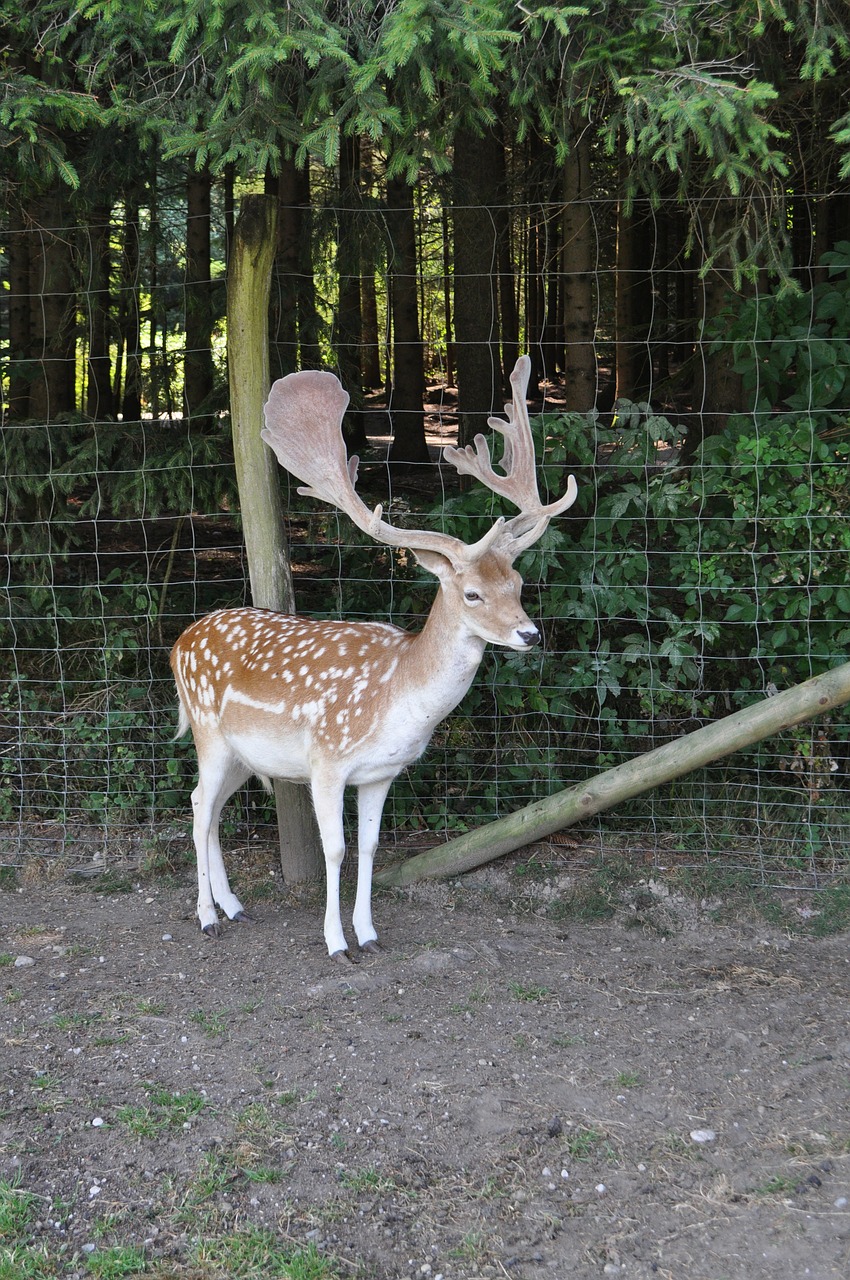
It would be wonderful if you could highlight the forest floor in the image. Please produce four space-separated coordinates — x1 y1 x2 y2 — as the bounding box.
2 841 850 1280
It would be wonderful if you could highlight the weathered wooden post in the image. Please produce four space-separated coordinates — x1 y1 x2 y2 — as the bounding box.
374 660 850 887
227 193 322 882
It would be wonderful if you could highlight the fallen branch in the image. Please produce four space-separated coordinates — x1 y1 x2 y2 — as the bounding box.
373 661 850 888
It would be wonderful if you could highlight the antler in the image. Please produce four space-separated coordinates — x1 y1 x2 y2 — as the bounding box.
262 370 502 570
262 356 577 570
444 355 578 558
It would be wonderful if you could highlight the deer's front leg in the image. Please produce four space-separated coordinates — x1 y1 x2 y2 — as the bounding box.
310 770 350 958
353 778 394 951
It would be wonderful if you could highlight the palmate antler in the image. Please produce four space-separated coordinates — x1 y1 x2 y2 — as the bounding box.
445 355 578 555
261 356 577 567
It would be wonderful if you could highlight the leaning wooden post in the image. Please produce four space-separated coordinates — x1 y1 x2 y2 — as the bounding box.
374 661 850 888
227 194 322 882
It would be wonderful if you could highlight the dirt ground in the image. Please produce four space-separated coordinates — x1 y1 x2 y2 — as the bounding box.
2 847 849 1280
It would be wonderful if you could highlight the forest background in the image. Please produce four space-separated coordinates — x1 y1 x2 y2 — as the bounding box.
4 0 850 884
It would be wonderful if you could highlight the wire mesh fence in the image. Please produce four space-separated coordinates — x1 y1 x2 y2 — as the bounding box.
2 192 849 885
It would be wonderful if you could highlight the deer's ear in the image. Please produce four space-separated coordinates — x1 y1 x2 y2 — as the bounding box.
412 547 461 582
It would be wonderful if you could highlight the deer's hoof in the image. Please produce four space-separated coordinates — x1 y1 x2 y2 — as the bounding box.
331 948 359 966
360 939 382 956
202 921 222 940
233 909 255 924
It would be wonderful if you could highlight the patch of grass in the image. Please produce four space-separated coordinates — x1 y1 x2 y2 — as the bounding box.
512 856 553 881
337 1167 394 1194
189 1009 229 1038
85 1245 147 1277
117 1087 206 1137
52 1012 95 1031
751 1173 799 1197
0 954 12 968
187 1151 234 1201
549 858 638 923
90 873 136 894
189 1227 338 1278
33 1071 61 1091
551 1032 583 1048
614 1071 644 1089
0 1177 36 1241
0 1243 57 1279
236 1102 286 1138
449 1230 490 1264
809 883 850 936
449 986 490 1016
508 981 551 1003
135 999 166 1016
240 1166 284 1185
564 1126 605 1160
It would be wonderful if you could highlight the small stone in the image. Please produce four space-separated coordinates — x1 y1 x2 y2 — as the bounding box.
89 1186 101 1198
14 956 34 968
595 1183 607 1195
689 1128 717 1144
91 1117 105 1128
162 934 173 942
834 1196 848 1208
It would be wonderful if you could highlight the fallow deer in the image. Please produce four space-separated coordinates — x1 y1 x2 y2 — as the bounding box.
171 355 577 960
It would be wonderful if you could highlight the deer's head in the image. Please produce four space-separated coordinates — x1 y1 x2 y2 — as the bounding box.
261 356 578 651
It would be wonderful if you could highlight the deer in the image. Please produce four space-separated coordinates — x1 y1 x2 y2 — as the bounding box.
170 354 577 961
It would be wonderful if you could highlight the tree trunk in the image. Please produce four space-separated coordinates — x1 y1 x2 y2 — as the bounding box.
615 145 653 403
360 141 382 388
28 187 77 421
6 203 31 420
183 164 215 423
336 135 366 447
386 174 428 465
442 208 454 387
526 153 546 394
684 198 744 462
272 155 317 378
85 201 116 420
561 124 597 413
452 125 501 448
494 133 519 382
227 193 323 883
118 192 143 421
374 662 850 887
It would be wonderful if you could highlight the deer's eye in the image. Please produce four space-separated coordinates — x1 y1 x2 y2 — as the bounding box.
464 590 482 603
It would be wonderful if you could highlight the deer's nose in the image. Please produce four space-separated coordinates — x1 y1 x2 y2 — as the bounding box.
517 627 540 647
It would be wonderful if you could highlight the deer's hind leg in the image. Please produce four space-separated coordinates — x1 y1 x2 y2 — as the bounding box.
192 742 251 936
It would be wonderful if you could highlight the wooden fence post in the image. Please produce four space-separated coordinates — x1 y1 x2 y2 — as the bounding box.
374 661 850 887
227 193 323 883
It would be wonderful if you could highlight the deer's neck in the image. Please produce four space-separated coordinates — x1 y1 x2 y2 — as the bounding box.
400 586 486 721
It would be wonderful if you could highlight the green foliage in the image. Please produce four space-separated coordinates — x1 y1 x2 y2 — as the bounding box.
383 295 850 825
716 240 850 418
